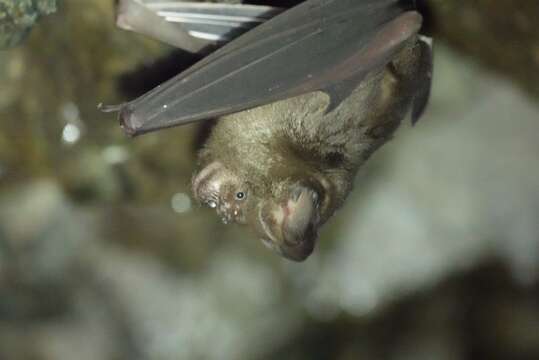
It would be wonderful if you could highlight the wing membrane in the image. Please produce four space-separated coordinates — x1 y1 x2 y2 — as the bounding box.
108 0 422 136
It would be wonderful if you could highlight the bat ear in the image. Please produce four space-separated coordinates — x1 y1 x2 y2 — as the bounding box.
257 184 320 262
411 36 433 125
281 185 320 245
192 161 226 201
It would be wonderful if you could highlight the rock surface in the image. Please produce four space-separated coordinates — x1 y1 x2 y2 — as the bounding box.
428 0 539 98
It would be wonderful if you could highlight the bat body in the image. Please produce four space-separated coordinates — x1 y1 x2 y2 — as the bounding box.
193 37 431 261
103 0 433 261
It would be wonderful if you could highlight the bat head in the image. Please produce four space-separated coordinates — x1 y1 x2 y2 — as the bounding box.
193 163 326 262
192 161 252 224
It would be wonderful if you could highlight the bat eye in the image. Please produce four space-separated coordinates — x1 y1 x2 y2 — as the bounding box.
235 191 246 201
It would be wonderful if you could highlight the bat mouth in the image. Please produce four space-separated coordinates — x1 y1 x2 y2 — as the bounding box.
216 201 244 224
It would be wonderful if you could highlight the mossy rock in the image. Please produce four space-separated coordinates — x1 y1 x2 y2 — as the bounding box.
0 0 56 48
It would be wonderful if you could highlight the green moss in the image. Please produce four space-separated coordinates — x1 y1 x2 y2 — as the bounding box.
0 0 56 49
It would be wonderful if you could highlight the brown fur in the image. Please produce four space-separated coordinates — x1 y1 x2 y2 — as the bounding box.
194 37 430 261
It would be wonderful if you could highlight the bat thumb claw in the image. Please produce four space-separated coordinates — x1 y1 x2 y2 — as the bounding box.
97 102 124 113
98 102 139 136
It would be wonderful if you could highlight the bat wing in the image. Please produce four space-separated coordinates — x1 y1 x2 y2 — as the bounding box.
115 1 282 51
104 0 423 136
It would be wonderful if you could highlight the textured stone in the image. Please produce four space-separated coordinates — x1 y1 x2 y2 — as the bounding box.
428 0 539 98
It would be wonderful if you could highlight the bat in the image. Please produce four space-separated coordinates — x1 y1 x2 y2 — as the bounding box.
102 0 433 261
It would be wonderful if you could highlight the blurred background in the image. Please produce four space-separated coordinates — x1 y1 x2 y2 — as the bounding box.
1 0 538 359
